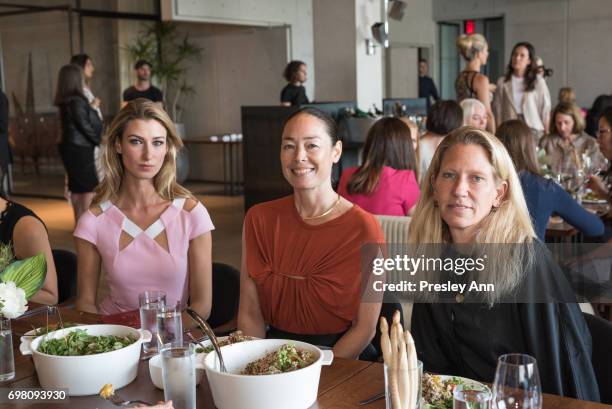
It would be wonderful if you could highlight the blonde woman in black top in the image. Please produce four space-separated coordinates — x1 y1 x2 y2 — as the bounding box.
455 33 495 133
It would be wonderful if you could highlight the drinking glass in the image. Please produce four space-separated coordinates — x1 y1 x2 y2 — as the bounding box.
453 384 491 409
156 301 183 346
161 342 196 409
492 354 542 409
139 290 166 354
384 360 422 409
0 317 15 381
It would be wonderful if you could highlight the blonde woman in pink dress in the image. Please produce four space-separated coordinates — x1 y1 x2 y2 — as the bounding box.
74 99 214 319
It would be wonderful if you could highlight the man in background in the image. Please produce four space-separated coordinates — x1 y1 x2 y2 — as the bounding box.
418 59 440 109
0 88 11 196
122 59 163 107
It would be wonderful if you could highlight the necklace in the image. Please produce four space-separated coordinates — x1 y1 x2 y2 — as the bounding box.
299 194 341 220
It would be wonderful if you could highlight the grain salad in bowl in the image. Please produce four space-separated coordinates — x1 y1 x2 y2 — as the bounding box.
203 338 333 409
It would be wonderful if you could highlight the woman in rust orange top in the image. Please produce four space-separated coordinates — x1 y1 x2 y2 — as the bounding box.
238 107 384 359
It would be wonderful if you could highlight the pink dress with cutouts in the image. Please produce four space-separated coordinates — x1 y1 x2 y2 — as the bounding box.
74 198 214 314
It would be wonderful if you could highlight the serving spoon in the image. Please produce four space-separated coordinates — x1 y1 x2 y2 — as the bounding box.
185 308 227 373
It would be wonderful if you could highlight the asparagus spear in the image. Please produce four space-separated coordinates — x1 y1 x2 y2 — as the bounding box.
404 330 419 409
380 317 392 365
390 322 401 409
398 328 409 409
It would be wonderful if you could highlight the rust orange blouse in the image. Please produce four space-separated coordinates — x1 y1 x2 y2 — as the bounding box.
244 195 384 335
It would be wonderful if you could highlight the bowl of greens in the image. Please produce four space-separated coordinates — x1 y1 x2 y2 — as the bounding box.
19 324 150 396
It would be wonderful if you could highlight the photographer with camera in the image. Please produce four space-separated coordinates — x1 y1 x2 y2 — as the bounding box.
535 56 554 80
493 42 551 140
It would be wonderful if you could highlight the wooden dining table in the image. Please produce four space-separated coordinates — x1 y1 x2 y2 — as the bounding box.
2 305 609 408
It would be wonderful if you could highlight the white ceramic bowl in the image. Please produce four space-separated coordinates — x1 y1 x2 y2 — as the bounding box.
204 339 334 409
20 324 151 396
148 351 206 389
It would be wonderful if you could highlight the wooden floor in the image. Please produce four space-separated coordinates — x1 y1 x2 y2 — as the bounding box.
16 186 244 270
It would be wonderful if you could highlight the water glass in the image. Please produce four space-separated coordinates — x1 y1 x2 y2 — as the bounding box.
139 290 166 354
156 301 183 345
493 354 542 409
384 360 422 409
161 342 196 409
0 317 15 381
453 384 492 409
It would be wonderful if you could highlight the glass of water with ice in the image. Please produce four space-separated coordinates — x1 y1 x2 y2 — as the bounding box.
157 301 183 345
161 342 197 409
139 290 166 354
0 317 15 381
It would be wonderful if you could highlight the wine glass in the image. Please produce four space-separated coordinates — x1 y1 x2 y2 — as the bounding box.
492 354 542 409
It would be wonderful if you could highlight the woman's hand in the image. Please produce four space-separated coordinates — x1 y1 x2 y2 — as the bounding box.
91 97 101 109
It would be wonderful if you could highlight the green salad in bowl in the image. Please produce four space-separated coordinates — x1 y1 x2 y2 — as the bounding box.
37 328 137 356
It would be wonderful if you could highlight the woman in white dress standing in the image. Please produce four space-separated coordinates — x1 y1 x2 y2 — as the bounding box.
493 42 551 142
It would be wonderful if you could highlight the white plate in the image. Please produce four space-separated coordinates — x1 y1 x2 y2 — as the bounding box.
438 374 487 389
582 198 608 204
422 374 489 408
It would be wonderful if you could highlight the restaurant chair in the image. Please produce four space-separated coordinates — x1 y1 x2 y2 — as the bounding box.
374 215 413 329
208 262 240 333
52 249 77 304
583 312 612 403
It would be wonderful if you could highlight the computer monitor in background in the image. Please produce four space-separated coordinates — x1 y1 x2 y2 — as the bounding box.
382 98 427 117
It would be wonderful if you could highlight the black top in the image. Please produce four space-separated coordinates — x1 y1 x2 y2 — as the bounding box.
58 95 103 148
122 86 164 103
455 70 479 102
418 76 440 106
280 84 309 106
411 243 600 401
0 201 43 246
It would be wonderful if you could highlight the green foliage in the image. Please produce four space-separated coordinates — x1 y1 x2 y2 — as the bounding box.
0 253 47 299
38 329 137 356
0 243 14 273
124 22 203 122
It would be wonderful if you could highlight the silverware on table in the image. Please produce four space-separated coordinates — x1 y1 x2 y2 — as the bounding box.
185 307 227 373
358 391 385 405
104 393 153 407
16 305 65 337
185 331 209 352
100 384 153 407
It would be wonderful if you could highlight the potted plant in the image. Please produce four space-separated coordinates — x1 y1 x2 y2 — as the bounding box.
0 243 46 381
125 22 203 183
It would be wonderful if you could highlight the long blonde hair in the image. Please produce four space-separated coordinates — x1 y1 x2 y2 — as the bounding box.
408 127 536 302
93 98 193 206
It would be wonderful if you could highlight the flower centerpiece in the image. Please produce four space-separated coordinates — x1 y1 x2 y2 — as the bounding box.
0 243 47 381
